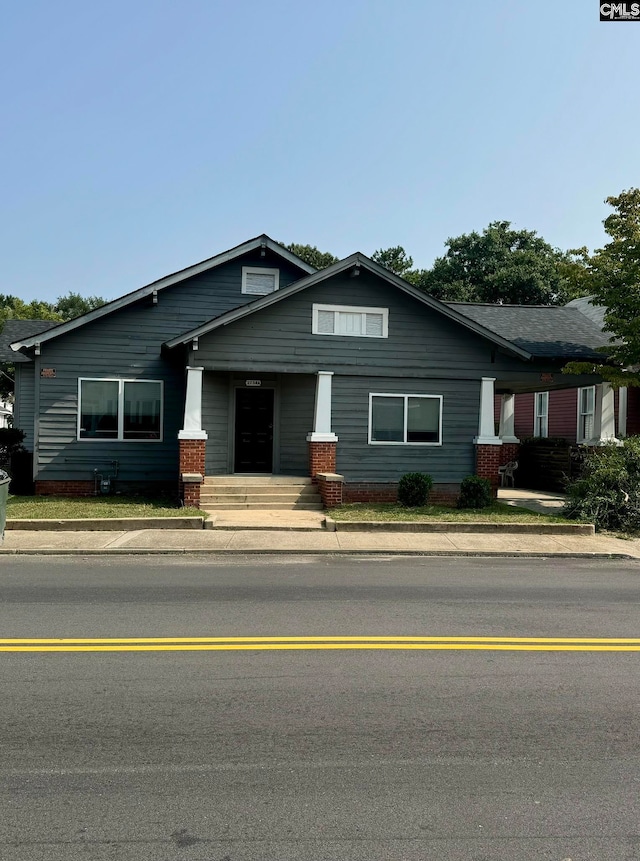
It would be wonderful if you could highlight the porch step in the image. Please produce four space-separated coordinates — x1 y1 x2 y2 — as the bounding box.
201 475 322 512
201 502 324 511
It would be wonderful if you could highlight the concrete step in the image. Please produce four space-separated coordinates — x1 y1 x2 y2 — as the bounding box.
204 475 312 486
201 502 325 511
202 485 317 496
200 492 320 504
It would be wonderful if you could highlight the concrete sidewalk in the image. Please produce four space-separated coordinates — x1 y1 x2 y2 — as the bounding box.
1 527 639 557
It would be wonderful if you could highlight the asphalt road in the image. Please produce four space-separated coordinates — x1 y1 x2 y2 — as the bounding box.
1 555 639 861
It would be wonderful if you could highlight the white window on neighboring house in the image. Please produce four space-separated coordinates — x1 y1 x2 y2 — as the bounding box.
534 391 549 437
312 304 388 338
241 267 280 295
368 393 442 445
577 386 595 443
78 379 163 441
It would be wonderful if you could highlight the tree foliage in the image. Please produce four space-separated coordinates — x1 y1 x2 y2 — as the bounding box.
285 243 339 270
405 222 581 305
371 246 414 276
564 188 640 386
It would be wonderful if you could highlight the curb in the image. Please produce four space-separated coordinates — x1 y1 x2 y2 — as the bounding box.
0 549 634 559
6 517 207 531
324 518 594 536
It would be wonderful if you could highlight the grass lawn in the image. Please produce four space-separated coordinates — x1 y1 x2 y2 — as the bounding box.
329 502 575 524
6 495 204 519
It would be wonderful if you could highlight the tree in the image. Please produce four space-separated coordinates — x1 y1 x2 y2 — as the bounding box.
371 246 414 276
54 291 106 320
407 221 580 305
285 243 339 270
564 188 640 386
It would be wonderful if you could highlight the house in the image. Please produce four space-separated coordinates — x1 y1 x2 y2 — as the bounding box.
8 235 611 508
493 297 640 445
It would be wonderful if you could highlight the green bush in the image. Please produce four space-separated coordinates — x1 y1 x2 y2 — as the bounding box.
457 475 492 509
397 472 433 507
563 437 640 531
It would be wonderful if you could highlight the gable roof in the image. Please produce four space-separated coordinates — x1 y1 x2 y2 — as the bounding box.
566 295 607 330
447 302 608 359
0 320 61 363
163 253 534 359
10 235 316 353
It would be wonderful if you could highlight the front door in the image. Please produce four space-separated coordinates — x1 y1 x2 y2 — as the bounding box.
234 388 274 473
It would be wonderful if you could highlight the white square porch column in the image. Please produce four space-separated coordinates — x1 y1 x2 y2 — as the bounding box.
474 377 502 445
588 382 619 445
618 386 628 438
498 393 520 444
178 366 208 440
306 371 338 443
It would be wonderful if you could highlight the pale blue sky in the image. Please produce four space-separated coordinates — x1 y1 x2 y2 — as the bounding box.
2 1 638 302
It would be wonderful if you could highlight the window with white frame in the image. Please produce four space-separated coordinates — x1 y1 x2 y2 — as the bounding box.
534 391 549 437
312 304 388 338
78 379 163 440
241 267 279 295
369 394 442 445
577 386 595 443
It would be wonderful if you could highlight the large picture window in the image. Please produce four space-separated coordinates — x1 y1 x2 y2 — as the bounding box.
369 393 442 445
79 379 163 441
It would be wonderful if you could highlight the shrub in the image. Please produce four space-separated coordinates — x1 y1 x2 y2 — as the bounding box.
397 472 433 507
563 437 640 531
0 427 25 458
457 475 492 509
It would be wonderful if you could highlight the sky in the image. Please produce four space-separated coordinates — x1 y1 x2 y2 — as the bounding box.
2 1 639 303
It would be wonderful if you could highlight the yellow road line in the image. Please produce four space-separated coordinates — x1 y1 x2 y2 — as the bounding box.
1 641 640 652
1 636 640 645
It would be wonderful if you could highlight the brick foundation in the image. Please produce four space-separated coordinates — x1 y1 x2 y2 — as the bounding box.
179 438 206 508
475 443 503 496
308 441 337 480
35 480 95 497
342 482 459 506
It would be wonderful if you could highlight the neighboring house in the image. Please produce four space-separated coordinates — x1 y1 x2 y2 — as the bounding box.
494 297 640 444
0 320 61 435
8 235 610 507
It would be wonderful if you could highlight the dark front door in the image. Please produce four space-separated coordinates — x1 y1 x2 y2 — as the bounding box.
234 388 274 473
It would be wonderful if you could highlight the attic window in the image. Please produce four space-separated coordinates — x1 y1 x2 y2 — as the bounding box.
312 304 388 338
242 267 279 295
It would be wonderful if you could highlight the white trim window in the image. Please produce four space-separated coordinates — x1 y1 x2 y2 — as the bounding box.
534 391 549 437
368 393 442 445
78 378 163 441
577 386 595 443
241 266 279 295
312 304 389 338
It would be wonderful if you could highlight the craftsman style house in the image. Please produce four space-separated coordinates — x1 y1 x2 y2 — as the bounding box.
8 236 611 507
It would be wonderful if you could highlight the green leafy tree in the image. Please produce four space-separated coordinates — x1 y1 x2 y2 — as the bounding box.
371 246 414 276
54 291 106 320
285 243 339 270
407 221 579 305
564 188 640 386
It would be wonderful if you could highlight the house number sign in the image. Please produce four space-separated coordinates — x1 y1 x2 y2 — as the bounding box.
245 379 262 387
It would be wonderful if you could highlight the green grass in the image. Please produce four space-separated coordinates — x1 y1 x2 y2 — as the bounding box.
329 502 574 524
6 495 204 520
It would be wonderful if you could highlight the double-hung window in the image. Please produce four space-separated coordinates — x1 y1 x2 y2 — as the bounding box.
534 391 549 437
369 394 442 445
577 386 595 443
312 304 388 338
78 379 163 441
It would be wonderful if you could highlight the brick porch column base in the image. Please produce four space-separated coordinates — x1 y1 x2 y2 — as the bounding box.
308 441 337 482
179 439 206 508
475 443 503 497
316 472 344 508
500 442 521 466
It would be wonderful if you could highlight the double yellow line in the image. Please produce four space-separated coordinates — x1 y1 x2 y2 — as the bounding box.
1 636 639 652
